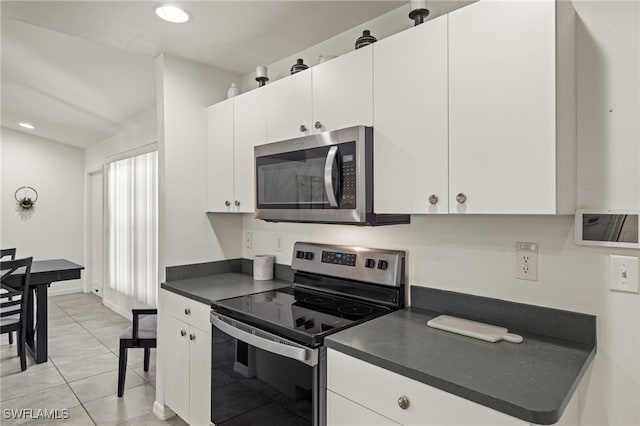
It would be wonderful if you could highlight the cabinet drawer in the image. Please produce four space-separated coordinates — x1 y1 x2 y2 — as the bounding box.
328 390 400 426
161 289 212 331
327 349 526 426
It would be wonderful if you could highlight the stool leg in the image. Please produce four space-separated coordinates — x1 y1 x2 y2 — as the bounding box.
144 348 151 372
118 340 128 397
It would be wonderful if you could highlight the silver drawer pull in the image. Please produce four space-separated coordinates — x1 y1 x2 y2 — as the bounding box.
456 193 467 204
398 395 410 410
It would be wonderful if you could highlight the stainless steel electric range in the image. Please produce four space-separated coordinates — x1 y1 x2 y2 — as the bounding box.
209 242 406 426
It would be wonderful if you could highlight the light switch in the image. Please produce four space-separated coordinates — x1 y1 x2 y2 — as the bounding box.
609 255 638 293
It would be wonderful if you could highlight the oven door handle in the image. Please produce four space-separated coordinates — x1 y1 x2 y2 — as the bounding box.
210 313 317 366
324 146 339 207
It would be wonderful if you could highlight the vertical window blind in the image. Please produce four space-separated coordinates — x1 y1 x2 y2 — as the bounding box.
107 150 158 306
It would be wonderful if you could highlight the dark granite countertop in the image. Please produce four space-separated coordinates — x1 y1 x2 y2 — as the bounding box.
326 287 596 425
161 273 290 306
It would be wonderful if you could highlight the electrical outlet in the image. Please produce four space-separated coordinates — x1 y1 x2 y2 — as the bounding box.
275 233 284 252
609 255 638 293
244 231 253 249
515 242 538 281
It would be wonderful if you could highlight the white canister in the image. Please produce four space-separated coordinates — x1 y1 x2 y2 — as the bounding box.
253 255 274 281
227 83 239 99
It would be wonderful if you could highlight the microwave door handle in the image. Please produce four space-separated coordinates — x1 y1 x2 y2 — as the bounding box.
324 146 339 207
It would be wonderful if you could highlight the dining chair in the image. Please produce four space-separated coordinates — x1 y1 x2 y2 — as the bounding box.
0 248 16 260
1 248 18 345
0 257 33 371
117 308 157 397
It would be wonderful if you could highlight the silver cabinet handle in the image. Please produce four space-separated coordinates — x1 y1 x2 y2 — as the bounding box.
300 124 307 132
180 330 186 337
456 193 467 204
314 121 322 130
225 201 230 207
184 308 191 315
324 146 339 208
398 395 410 410
428 194 438 205
189 333 195 341
234 200 240 207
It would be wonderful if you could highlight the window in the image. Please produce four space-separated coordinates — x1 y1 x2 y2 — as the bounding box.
106 150 158 306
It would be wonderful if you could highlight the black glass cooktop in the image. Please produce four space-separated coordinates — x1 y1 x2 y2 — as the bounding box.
211 286 391 347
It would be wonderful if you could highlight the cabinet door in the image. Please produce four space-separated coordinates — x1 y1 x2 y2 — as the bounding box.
312 46 373 133
233 89 266 213
207 100 235 212
164 316 190 423
266 69 313 143
189 326 212 426
448 1 557 214
328 349 527 426
374 15 449 214
327 390 400 426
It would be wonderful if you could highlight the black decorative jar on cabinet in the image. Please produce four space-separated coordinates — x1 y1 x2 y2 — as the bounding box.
355 30 377 50
290 58 309 74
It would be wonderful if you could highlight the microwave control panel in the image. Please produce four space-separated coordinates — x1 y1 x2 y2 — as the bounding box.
339 142 357 209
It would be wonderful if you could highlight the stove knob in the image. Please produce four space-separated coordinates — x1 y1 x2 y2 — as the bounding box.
296 250 305 259
365 259 376 269
377 260 389 270
304 251 314 260
304 319 315 330
295 317 305 327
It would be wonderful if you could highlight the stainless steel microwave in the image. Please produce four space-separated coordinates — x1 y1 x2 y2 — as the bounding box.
254 125 409 225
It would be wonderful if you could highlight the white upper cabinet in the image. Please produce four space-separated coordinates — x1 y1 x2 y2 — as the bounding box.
266 68 313 143
207 99 235 212
448 0 576 214
373 15 449 214
312 45 374 133
233 88 266 213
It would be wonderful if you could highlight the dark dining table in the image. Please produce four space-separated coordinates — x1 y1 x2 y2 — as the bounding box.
2 259 84 363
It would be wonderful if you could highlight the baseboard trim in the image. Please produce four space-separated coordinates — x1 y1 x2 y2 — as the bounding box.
152 401 175 421
47 287 84 297
102 298 132 320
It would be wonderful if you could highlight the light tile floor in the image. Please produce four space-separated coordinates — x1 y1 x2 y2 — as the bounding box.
0 293 187 426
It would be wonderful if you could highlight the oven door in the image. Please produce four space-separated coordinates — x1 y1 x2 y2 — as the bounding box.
210 312 324 426
254 126 368 224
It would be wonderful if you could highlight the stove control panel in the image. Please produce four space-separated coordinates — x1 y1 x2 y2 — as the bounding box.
321 251 357 267
292 242 406 287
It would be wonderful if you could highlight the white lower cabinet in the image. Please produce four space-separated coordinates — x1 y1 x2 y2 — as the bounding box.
327 349 528 426
162 291 211 426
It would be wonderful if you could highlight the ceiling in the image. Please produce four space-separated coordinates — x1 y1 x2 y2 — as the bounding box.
1 1 403 148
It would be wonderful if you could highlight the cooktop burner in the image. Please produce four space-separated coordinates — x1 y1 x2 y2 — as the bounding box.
212 286 390 347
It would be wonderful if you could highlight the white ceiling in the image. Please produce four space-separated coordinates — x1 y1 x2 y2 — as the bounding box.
1 1 403 148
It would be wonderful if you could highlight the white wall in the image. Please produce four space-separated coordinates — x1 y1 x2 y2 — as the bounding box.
157 54 244 272
84 107 158 317
236 1 640 425
0 127 84 294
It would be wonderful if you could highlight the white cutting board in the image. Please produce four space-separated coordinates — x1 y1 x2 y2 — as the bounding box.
427 315 523 343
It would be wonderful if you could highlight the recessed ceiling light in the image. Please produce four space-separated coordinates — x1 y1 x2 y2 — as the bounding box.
19 122 35 130
155 5 190 23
